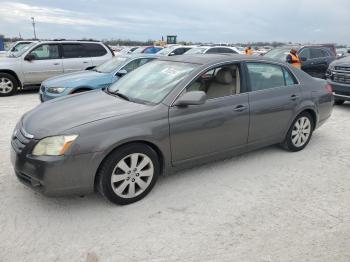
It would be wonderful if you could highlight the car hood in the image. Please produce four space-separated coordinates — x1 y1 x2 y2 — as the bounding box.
330 56 350 67
0 56 18 63
43 70 111 87
22 90 151 139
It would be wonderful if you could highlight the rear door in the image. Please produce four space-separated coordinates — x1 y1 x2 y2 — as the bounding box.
61 43 92 73
85 43 111 67
246 62 301 145
22 43 63 85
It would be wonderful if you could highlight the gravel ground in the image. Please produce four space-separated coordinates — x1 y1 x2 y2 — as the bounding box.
0 91 350 262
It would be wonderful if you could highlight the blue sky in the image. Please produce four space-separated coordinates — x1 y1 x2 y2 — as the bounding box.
0 0 349 44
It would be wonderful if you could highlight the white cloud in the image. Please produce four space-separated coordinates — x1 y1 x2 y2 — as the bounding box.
0 2 117 27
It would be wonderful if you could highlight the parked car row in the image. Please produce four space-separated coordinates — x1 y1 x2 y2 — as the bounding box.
0 40 114 96
0 40 247 97
10 53 333 205
40 54 157 101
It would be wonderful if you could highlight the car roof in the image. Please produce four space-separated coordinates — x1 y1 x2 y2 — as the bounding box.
34 40 104 44
117 53 159 59
157 54 283 65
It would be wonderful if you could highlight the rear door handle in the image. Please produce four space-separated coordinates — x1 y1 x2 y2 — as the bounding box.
53 63 60 65
233 105 247 112
290 94 299 101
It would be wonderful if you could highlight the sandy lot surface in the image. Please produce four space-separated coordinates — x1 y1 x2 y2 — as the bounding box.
0 91 350 262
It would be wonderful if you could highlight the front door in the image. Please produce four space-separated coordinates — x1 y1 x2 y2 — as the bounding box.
246 62 301 143
169 63 249 164
22 43 63 85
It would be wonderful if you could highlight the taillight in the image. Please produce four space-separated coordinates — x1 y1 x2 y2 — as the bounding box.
325 83 333 94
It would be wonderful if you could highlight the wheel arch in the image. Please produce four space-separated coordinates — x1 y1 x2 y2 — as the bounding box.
301 108 317 129
93 140 165 191
70 87 94 94
0 69 22 87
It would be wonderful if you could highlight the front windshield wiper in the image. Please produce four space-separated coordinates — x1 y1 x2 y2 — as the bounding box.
107 89 130 101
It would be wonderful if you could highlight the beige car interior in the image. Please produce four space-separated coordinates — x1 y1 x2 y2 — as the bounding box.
187 65 240 99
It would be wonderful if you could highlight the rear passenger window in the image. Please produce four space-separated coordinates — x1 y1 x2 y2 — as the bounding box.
219 48 235 54
247 63 291 91
62 44 84 58
283 68 297 86
206 48 219 54
84 43 107 57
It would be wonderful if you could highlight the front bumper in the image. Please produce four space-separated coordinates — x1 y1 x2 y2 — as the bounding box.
11 139 103 196
328 79 350 101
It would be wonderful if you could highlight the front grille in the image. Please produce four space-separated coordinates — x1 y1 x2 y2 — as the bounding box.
11 128 31 153
335 66 350 72
333 73 350 84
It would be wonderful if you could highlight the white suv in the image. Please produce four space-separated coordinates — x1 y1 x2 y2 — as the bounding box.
0 40 114 96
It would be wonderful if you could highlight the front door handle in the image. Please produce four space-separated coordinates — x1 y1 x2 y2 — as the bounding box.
83 61 89 64
233 105 247 112
53 63 60 66
290 94 299 101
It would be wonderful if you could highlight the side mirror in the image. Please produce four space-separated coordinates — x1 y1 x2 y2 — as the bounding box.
300 57 307 62
169 52 175 56
174 91 207 107
116 69 128 77
24 54 35 61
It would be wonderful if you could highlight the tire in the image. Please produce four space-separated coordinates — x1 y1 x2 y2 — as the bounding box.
97 143 159 205
283 112 314 152
0 73 18 96
334 99 345 105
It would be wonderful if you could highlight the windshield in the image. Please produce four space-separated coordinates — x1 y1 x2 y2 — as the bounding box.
133 47 146 54
184 47 207 54
8 42 31 53
94 57 127 73
157 47 175 56
10 42 37 57
108 60 197 104
264 48 293 61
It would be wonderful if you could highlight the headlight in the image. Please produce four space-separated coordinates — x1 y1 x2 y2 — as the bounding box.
32 135 78 156
47 87 65 94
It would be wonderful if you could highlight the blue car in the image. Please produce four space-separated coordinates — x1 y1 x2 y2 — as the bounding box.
39 54 157 102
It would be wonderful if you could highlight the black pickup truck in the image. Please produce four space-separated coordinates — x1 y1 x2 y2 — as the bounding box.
326 56 350 105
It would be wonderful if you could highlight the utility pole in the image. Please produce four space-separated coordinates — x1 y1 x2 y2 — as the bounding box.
31 17 37 39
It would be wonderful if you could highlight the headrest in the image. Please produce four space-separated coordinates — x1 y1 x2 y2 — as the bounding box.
215 68 233 84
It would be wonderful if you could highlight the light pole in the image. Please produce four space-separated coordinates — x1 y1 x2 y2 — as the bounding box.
31 17 37 39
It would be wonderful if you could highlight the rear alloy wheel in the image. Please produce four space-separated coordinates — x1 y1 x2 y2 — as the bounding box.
0 73 18 96
97 144 159 205
334 99 345 105
283 112 314 152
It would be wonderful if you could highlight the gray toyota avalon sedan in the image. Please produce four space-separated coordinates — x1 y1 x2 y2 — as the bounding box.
11 54 333 205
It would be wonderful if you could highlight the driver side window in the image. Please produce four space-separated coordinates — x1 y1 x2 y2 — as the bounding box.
186 64 241 100
299 48 311 59
29 44 60 60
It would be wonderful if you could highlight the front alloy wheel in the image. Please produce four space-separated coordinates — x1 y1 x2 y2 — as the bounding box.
0 73 18 96
111 153 154 199
97 143 159 205
283 112 314 152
